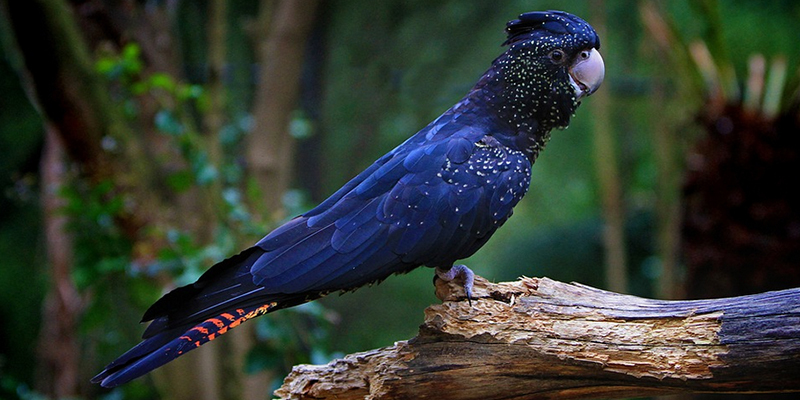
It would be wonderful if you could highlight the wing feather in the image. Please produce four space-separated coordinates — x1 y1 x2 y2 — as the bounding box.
252 223 336 285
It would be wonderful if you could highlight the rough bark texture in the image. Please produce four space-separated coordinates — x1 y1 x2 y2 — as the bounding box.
276 276 800 400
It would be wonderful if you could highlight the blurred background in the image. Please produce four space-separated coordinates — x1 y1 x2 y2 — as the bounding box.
1 0 799 399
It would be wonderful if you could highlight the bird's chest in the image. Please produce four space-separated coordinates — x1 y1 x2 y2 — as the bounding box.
412 139 531 266
441 141 531 203
375 136 532 266
440 139 532 222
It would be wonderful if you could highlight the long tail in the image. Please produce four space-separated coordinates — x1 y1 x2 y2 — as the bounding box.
91 302 278 387
91 247 312 388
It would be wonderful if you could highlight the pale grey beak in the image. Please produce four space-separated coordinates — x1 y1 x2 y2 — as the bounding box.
569 48 605 100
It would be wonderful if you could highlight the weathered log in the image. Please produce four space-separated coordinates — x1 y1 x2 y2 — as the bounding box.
275 276 800 400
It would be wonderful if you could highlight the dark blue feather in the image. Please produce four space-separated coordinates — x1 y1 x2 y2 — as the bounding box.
260 245 339 292
394 197 441 257
298 229 391 290
446 137 473 164
307 195 365 228
355 155 408 197
331 214 383 253
449 186 482 215
403 146 434 172
318 244 403 290
252 223 336 285
335 196 381 232
256 217 310 251
303 154 389 218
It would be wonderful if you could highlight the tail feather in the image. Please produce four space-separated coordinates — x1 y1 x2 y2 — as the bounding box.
91 302 279 387
93 246 325 387
141 247 263 326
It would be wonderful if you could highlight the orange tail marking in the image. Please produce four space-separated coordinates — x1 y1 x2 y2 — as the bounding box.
177 302 277 351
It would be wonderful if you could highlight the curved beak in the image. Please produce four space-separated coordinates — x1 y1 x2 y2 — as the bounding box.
569 48 605 100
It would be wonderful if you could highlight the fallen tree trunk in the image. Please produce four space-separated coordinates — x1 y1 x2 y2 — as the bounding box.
276 276 800 400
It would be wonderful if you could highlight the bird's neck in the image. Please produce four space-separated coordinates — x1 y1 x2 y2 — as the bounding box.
457 68 554 163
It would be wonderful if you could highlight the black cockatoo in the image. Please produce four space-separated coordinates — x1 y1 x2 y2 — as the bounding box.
93 10 604 387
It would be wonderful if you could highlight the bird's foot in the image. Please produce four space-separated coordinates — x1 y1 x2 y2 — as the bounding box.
435 265 475 304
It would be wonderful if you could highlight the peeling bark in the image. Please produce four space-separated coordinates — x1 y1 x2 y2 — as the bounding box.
277 276 800 400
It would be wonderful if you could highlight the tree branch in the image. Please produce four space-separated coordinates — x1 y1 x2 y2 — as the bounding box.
276 276 800 399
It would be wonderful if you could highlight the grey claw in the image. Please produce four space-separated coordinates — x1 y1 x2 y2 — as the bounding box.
435 265 475 304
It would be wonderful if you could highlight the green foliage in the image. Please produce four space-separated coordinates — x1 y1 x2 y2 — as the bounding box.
667 0 800 75
0 47 45 390
0 203 44 393
86 36 335 396
0 374 48 400
248 302 340 390
60 180 130 290
95 43 143 82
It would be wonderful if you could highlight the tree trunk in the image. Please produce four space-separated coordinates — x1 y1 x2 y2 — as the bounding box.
588 1 628 294
277 275 800 400
35 126 83 398
236 1 320 398
5 0 160 238
639 1 686 300
246 0 319 214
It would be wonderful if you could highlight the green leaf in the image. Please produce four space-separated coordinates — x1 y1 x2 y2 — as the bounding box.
177 84 204 101
121 44 143 75
166 170 194 192
95 58 116 75
149 73 176 91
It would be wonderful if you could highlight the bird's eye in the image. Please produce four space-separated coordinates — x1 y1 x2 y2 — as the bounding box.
549 49 565 63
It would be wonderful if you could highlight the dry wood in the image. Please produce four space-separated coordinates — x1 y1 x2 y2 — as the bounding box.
276 275 800 400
